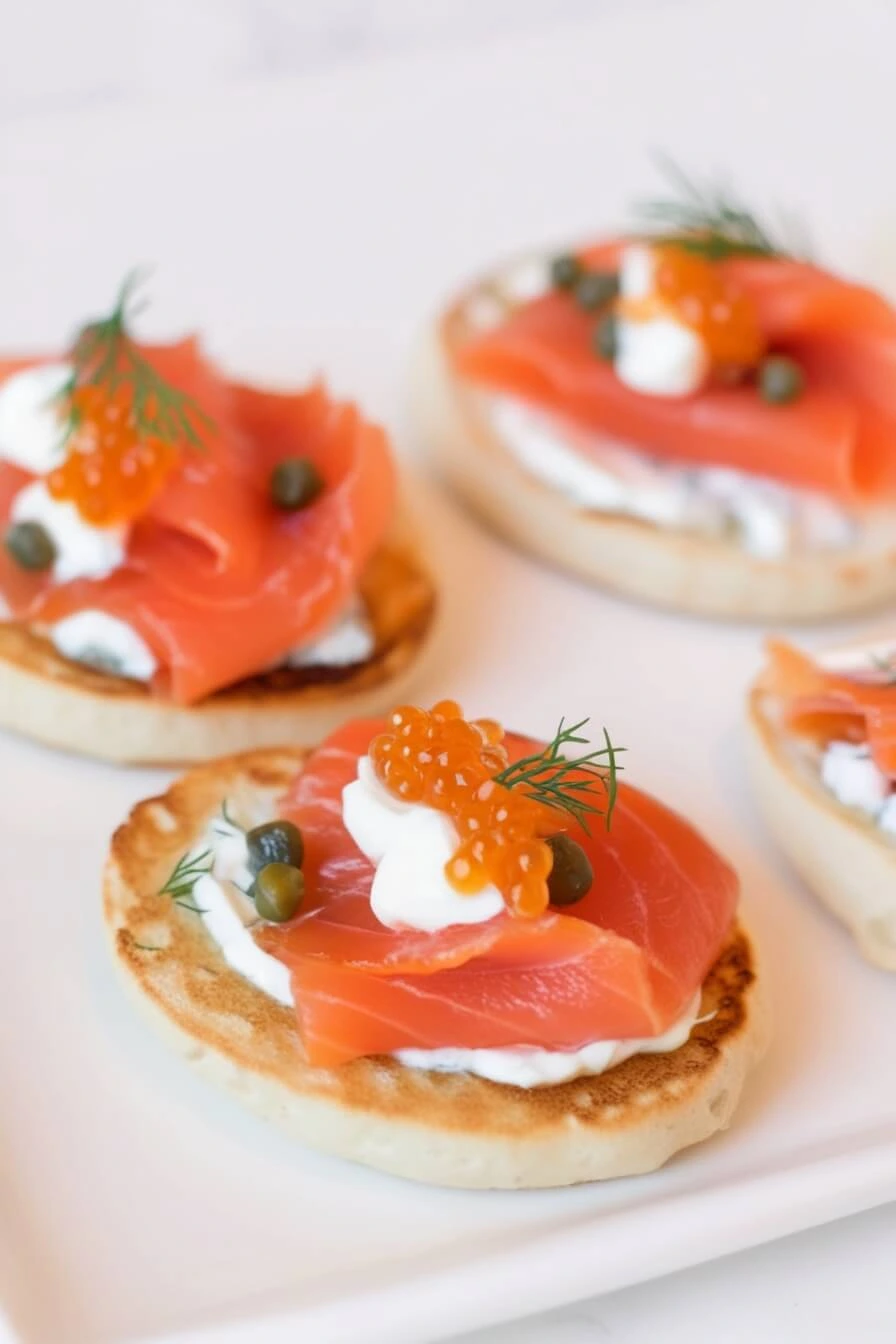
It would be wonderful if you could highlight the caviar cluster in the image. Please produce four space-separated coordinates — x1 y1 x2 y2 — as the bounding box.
370 700 558 919
645 245 764 369
47 383 179 527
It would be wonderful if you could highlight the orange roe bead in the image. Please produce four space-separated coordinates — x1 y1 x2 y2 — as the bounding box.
652 245 764 370
371 703 558 919
47 383 179 527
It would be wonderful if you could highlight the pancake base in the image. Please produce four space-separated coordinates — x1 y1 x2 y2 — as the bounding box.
104 746 770 1189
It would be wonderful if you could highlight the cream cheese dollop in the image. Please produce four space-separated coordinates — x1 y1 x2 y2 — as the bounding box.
49 610 158 680
614 244 709 398
10 480 127 584
0 363 71 474
342 756 504 932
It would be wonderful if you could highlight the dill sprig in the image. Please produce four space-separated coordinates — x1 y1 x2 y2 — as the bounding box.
495 718 623 834
158 847 212 914
211 798 244 838
870 652 896 685
60 270 214 452
635 154 803 262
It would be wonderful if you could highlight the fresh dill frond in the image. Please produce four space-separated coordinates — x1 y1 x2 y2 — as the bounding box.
158 847 213 912
211 798 245 838
635 153 804 261
495 718 623 834
220 799 244 831
870 652 896 684
60 270 214 453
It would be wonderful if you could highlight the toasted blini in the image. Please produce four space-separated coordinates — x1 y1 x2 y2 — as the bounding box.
411 258 896 622
0 525 436 765
104 747 769 1190
747 682 896 970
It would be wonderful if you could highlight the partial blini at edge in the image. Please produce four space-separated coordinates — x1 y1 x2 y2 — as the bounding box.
747 685 896 970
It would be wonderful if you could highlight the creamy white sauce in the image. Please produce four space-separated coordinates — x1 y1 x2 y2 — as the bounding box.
10 480 126 583
190 795 701 1087
50 610 158 680
820 740 895 835
46 599 373 684
396 993 701 1088
285 599 375 669
193 817 294 1007
0 363 71 473
486 395 858 560
342 756 504 932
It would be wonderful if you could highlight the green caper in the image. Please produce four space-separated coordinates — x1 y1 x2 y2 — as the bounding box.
549 253 583 291
270 458 324 511
574 270 619 312
758 355 804 405
4 520 56 572
593 312 618 361
546 835 593 907
246 819 304 875
254 862 305 922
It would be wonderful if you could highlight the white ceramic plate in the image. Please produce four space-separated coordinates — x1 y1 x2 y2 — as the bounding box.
2 2 896 1341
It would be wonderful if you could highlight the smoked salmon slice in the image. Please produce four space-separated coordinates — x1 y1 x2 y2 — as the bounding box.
763 639 896 777
258 720 739 1068
0 344 396 703
454 250 896 502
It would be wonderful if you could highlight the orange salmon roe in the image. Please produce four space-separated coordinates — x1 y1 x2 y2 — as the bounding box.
47 383 179 527
620 244 764 372
654 245 764 369
370 701 558 919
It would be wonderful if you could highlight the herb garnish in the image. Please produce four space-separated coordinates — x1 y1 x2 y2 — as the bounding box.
158 847 213 914
58 270 214 454
494 717 622 833
870 652 896 685
635 155 804 262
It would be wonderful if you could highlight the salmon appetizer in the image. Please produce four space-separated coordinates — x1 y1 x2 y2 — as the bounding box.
0 276 435 762
748 636 896 969
105 700 768 1188
414 163 896 620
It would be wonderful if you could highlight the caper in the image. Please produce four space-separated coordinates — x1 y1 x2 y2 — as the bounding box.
4 520 56 572
758 355 804 405
575 270 619 312
549 253 583 291
254 862 305 922
593 312 618 361
546 835 593 906
270 457 324 511
247 819 304 875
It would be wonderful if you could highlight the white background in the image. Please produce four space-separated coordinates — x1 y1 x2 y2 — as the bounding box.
1 3 894 1342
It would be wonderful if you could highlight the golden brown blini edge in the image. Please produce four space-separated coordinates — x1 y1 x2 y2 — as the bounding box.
104 745 770 1189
